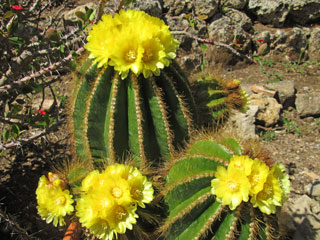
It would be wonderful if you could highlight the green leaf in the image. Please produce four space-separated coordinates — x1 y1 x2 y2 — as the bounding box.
200 44 207 50
189 19 195 28
89 9 96 21
60 44 65 53
187 140 233 161
3 130 10 142
11 124 20 139
3 11 14 19
75 11 87 21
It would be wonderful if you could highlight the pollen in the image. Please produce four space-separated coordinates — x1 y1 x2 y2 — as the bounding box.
112 187 123 198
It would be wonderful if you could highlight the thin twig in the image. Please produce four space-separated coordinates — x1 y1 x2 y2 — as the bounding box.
171 30 255 64
0 207 33 240
0 47 85 98
0 118 65 151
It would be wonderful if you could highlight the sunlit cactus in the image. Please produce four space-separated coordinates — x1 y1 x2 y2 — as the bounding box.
160 132 290 240
70 9 197 169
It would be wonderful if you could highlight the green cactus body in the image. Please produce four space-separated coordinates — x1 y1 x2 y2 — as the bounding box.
194 78 248 128
162 138 278 240
71 58 196 168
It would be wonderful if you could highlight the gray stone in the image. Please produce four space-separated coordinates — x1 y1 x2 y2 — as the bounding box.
207 15 251 50
282 195 320 240
249 93 282 127
280 195 320 240
309 28 320 62
266 80 296 109
194 0 219 19
296 92 320 117
163 0 192 16
224 9 252 31
305 179 320 197
220 0 248 10
289 0 320 25
228 105 259 139
131 0 162 17
63 3 97 22
246 0 291 27
179 53 202 73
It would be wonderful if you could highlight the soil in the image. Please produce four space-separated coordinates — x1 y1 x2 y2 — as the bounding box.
0 1 320 240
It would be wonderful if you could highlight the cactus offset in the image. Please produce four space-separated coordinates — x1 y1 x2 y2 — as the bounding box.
193 77 248 128
161 133 289 240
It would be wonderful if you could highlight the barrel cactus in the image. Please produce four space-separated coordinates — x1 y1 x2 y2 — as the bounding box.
193 77 248 128
35 9 196 240
70 9 197 169
160 132 290 240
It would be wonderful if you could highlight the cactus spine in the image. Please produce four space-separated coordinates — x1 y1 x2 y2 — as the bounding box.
70 58 196 168
161 135 285 240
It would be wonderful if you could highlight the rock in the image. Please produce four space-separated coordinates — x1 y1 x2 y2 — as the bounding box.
266 80 296 109
163 0 192 16
178 53 202 74
305 179 320 197
249 93 282 127
194 0 219 19
295 92 320 117
309 27 320 62
281 195 320 240
289 0 320 25
63 3 97 22
207 14 251 44
220 0 248 10
228 105 259 139
224 9 252 31
131 0 162 17
246 0 291 27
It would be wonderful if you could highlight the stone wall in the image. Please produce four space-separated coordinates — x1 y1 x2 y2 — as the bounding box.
131 0 320 73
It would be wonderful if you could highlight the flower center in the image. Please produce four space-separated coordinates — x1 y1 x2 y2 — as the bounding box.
125 50 137 63
227 180 239 192
112 187 123 198
115 206 127 221
142 50 154 63
55 196 66 205
132 188 143 199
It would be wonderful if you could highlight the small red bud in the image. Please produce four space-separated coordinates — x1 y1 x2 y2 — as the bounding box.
11 5 23 10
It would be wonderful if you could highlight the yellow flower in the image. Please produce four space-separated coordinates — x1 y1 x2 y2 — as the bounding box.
85 9 178 78
251 172 282 215
76 191 138 240
76 164 153 239
271 163 290 201
248 159 270 195
228 155 254 176
104 164 154 208
36 174 74 227
127 167 154 208
211 166 250 210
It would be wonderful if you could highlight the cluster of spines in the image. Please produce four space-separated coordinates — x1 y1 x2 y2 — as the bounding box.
193 77 248 128
161 137 276 240
70 57 196 169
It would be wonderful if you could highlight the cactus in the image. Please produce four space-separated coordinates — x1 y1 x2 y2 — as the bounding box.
69 10 197 169
160 133 290 240
70 57 196 168
36 9 197 240
193 77 248 128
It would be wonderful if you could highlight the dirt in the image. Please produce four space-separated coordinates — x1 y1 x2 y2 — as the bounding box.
0 1 320 240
